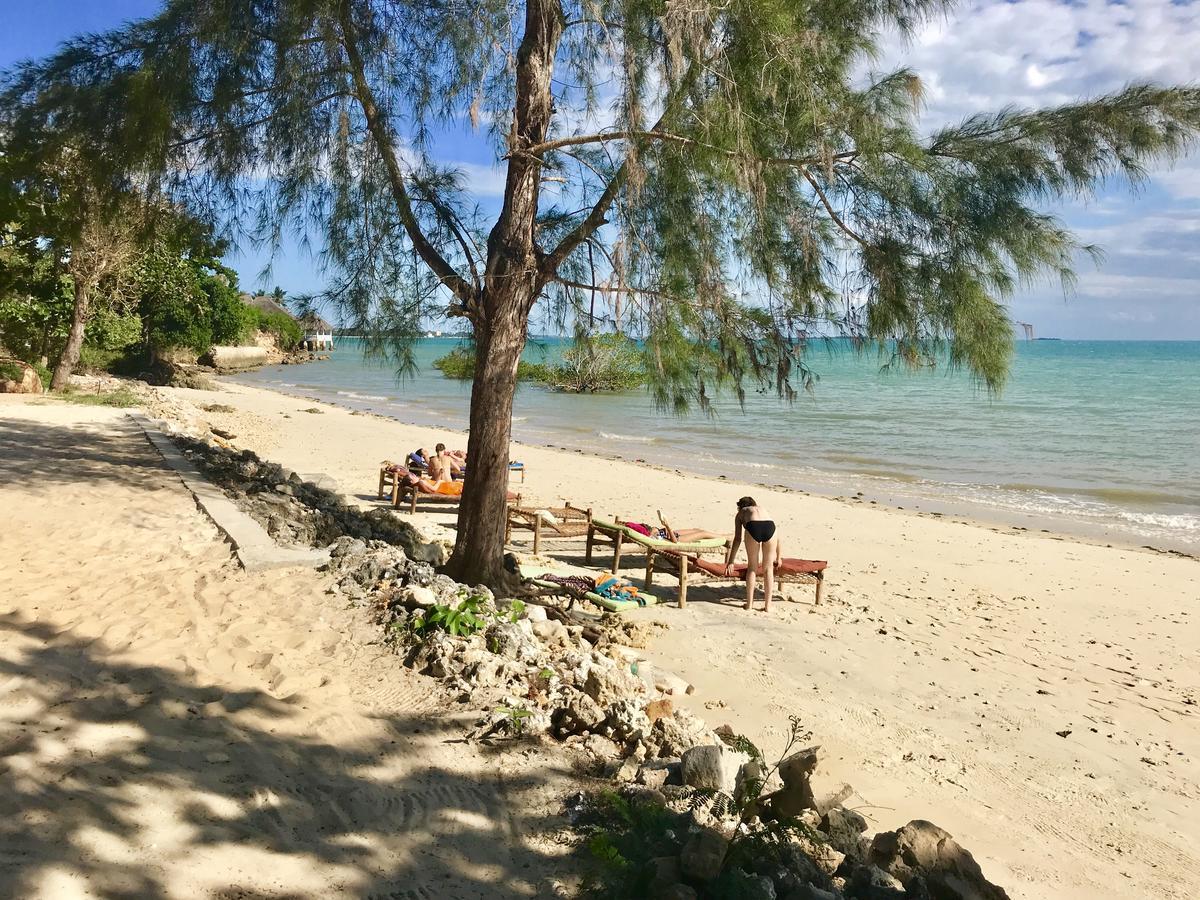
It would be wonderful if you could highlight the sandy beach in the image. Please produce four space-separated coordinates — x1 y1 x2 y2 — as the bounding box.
3 381 1197 899
0 398 575 898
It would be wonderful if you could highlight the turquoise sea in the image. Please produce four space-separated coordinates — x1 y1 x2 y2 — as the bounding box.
235 338 1200 554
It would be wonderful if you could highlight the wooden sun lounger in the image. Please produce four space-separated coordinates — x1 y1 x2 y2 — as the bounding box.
584 517 727 607
647 550 827 607
379 461 521 512
506 501 593 554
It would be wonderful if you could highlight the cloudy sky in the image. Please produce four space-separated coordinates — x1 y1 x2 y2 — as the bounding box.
3 0 1199 338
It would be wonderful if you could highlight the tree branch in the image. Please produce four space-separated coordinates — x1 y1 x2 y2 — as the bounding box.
337 0 475 307
166 91 349 151
525 130 859 169
802 169 868 247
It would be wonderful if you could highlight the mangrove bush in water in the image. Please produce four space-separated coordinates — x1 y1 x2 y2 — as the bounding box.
433 336 644 392
433 346 549 383
5 0 1200 583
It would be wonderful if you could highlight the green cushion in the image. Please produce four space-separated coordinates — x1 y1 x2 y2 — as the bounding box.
630 533 726 549
530 578 659 612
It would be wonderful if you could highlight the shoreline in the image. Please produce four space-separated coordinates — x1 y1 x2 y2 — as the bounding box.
229 374 1198 562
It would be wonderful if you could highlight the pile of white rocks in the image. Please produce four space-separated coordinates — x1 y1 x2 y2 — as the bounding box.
369 565 1009 900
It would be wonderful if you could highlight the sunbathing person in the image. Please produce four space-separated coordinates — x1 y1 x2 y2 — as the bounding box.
434 443 466 478
723 496 781 613
656 511 728 544
404 470 463 496
618 515 726 542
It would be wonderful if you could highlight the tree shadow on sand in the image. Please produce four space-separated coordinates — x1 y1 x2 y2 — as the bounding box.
0 412 168 498
0 613 578 899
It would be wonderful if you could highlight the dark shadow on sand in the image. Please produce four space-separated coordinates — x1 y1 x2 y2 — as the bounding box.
0 613 577 899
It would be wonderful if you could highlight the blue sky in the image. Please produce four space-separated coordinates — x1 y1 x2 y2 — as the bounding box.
3 0 1199 338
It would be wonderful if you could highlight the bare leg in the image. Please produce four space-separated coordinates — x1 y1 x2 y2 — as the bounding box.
761 535 779 613
673 528 728 542
744 537 761 610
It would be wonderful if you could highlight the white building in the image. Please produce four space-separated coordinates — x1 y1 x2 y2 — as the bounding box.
299 314 335 351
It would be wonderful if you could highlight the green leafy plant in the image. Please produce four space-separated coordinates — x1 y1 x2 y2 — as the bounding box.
495 704 534 735
576 791 685 898
504 599 526 623
411 594 488 638
252 308 303 351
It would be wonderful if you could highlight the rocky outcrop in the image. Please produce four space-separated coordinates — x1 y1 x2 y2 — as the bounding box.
0 359 43 394
869 821 1011 900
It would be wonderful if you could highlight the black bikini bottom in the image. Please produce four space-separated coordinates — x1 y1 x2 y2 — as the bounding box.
744 520 776 543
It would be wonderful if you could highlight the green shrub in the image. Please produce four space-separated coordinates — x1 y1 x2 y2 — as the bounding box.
544 334 645 393
85 306 142 353
138 249 251 353
251 308 303 351
204 271 255 345
433 345 548 382
408 594 489 638
31 360 51 388
432 346 476 378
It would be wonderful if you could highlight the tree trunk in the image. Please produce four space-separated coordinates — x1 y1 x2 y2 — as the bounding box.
445 0 563 585
444 294 530 585
50 276 91 390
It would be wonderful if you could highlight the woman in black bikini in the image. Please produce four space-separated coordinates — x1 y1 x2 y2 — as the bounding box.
724 496 780 612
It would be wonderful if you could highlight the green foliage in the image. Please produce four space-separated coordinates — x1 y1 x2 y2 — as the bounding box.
136 245 248 354
85 305 142 351
433 346 548 382
410 594 488 638
432 346 477 379
544 334 645 393
0 360 25 382
576 791 685 897
251 308 303 351
0 223 73 363
202 265 253 346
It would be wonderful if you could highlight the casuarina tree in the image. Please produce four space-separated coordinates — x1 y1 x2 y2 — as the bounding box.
4 0 1198 584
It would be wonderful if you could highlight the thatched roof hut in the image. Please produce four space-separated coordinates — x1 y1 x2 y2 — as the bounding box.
242 294 296 319
298 313 334 335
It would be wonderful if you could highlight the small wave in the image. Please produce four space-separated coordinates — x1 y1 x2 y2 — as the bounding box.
1118 510 1200 531
598 431 656 444
696 453 777 470
336 390 390 401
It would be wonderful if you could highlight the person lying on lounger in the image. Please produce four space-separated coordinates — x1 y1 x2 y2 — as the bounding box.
723 496 781 613
403 470 463 496
653 511 728 543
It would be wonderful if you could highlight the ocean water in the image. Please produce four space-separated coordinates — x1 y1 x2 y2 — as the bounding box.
234 338 1200 554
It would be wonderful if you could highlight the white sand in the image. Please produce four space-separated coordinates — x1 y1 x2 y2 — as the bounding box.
138 378 1200 900
0 398 574 899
